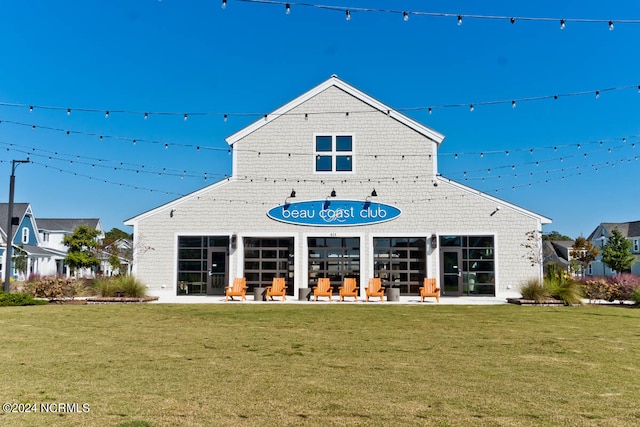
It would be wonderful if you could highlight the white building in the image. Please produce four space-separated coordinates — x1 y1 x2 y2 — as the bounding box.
125 76 551 299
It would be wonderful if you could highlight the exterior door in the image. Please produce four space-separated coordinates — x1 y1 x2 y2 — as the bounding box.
441 248 462 296
207 249 228 295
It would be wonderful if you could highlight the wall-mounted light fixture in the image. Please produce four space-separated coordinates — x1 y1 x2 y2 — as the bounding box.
330 189 337 198
490 206 500 216
170 209 175 218
431 234 438 249
371 189 377 197
290 189 296 198
231 234 237 251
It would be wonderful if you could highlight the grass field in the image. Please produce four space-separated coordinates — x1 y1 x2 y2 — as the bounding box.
0 303 639 426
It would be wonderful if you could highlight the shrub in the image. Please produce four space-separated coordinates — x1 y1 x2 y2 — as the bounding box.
608 273 640 302
91 276 146 298
114 276 146 298
519 279 550 303
544 264 583 305
23 276 87 299
91 277 119 297
631 288 640 305
580 278 616 303
0 291 48 306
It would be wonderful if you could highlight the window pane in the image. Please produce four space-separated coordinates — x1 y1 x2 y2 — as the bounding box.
336 156 352 171
316 136 332 151
316 156 332 171
336 136 352 151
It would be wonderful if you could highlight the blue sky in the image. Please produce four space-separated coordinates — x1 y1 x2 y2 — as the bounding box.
0 1 638 238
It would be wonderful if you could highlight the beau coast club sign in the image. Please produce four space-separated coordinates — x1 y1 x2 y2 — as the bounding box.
267 200 401 227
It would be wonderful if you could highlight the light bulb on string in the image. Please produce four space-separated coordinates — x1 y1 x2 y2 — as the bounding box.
560 19 566 30
286 3 290 14
469 104 474 112
457 15 462 26
221 0 226 10
144 112 148 120
67 108 71 116
105 111 109 118
511 100 516 108
595 91 600 99
403 11 408 22
609 20 614 30
29 106 33 112
510 17 515 24
428 107 432 115
346 10 351 21
224 114 228 122
184 114 188 121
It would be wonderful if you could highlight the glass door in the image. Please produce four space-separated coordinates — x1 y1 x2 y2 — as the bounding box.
441 248 462 296
207 249 228 295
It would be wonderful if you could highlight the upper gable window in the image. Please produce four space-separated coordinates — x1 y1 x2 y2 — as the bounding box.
315 134 353 173
21 227 29 244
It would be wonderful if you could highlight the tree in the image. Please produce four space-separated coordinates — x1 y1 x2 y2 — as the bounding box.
103 227 132 246
12 245 28 279
542 230 572 241
63 225 101 275
570 237 599 277
602 228 635 274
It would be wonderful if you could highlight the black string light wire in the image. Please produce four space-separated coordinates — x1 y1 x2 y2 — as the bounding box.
2 83 639 120
231 0 640 29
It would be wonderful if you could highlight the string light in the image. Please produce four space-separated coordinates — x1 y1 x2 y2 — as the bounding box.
403 11 408 22
222 0 227 10
234 1 640 29
67 108 71 116
511 100 516 108
346 10 350 21
457 15 462 26
105 111 109 118
2 83 637 119
469 104 474 112
286 3 290 14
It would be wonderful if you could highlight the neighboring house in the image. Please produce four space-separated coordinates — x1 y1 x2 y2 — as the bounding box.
543 240 573 274
0 203 104 279
586 221 640 276
126 75 551 299
99 238 133 276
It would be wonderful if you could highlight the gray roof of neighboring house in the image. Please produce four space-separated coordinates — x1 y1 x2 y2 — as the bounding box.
543 240 571 267
0 203 31 238
36 218 101 233
587 221 640 240
18 244 66 258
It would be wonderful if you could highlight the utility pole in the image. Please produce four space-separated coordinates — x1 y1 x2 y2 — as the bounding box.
4 159 30 293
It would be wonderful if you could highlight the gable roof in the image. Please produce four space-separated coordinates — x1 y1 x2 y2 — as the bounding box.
36 218 102 233
226 75 445 146
587 221 640 240
0 203 31 240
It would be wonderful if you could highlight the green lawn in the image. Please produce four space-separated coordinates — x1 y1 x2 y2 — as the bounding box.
0 304 639 426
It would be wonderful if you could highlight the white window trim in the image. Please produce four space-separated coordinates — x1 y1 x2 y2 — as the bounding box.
21 227 29 244
313 133 355 174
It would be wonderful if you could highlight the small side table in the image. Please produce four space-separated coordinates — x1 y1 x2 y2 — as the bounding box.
298 288 312 301
386 287 400 302
253 287 266 302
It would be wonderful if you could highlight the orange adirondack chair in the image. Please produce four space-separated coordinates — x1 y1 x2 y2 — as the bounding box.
313 278 333 302
419 278 440 303
338 278 358 302
225 278 247 302
265 277 287 301
365 278 385 302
